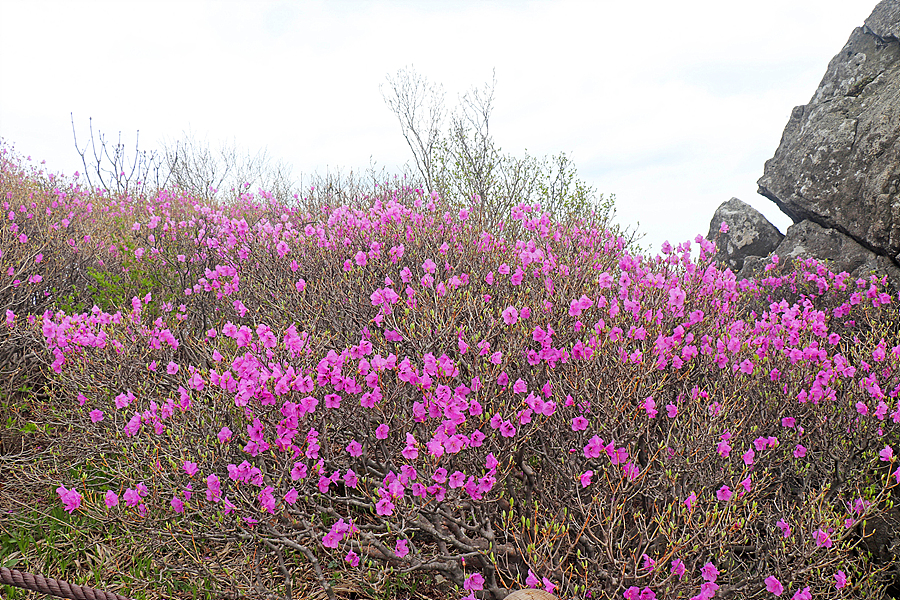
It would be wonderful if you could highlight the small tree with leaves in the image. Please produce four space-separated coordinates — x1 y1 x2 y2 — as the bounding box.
382 67 631 240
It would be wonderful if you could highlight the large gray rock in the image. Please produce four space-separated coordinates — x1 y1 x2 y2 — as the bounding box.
754 219 900 283
757 0 900 265
707 198 784 272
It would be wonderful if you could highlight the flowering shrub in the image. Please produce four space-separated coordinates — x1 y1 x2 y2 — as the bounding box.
3 139 900 599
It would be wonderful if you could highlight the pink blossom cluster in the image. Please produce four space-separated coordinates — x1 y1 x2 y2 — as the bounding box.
3 143 898 598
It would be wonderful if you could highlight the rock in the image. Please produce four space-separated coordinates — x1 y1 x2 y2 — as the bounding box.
859 507 900 565
737 255 768 281
707 198 784 272
756 0 900 271
748 219 900 284
504 590 558 600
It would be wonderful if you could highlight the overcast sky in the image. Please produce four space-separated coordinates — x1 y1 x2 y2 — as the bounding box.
0 0 879 252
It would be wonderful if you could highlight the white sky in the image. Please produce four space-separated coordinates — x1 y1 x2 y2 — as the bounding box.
0 0 879 252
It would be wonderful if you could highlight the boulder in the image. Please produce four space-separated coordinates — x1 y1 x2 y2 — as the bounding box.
756 219 900 283
504 590 558 600
707 198 784 272
756 0 900 267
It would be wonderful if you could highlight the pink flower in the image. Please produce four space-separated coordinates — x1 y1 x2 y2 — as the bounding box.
258 486 276 513
56 485 82 513
834 570 847 589
716 486 732 502
375 497 394 516
571 416 588 431
717 440 731 458
183 461 198 476
123 413 142 437
526 570 540 587
580 470 593 487
542 578 556 594
719 221 729 233
666 403 678 418
114 392 131 409
345 550 360 566
284 488 299 505
623 461 640 481
464 573 484 591
880 445 895 462
449 471 466 488
776 519 791 538
376 424 390 439
765 576 783 596
792 586 811 600
742 448 755 465
432 468 448 484
205 474 222 503
123 488 139 507
395 538 409 558
344 469 358 488
584 436 603 458
89 409 104 423
104 490 119 508
813 529 833 548
502 306 519 325
289 462 308 481
793 444 807 458
701 562 719 582
684 492 697 511
346 439 363 457
218 426 232 443
671 559 685 579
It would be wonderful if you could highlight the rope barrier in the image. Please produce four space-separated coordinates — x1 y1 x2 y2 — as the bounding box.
0 567 134 600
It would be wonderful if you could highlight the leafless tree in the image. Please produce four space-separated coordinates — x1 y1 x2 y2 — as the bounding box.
381 66 446 194
71 114 171 197
160 131 300 204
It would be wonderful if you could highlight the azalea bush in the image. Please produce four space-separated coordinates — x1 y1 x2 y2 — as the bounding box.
3 139 900 600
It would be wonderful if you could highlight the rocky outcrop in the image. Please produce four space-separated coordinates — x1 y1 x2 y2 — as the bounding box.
756 219 900 282
757 0 900 264
711 0 900 286
707 198 784 272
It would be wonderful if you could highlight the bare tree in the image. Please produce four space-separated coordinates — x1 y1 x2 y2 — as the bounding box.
381 66 446 194
160 131 300 204
435 70 504 211
71 114 171 197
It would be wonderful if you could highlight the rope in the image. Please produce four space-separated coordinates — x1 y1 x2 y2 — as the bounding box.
0 567 134 600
